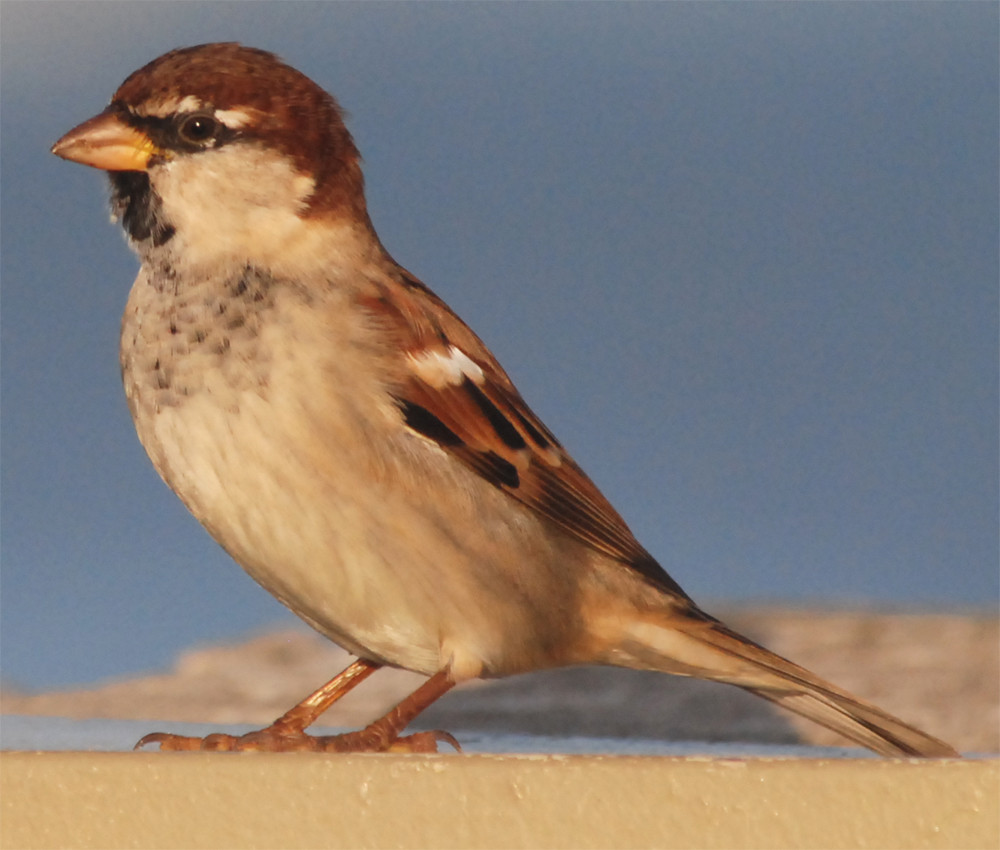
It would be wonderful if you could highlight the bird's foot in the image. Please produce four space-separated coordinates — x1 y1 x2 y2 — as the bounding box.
134 662 460 753
135 723 460 753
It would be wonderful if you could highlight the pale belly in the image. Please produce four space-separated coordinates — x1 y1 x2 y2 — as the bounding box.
120 277 586 681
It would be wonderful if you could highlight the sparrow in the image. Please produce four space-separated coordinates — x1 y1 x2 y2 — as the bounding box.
52 43 958 757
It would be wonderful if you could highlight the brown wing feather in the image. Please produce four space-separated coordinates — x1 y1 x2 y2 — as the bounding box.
361 272 688 598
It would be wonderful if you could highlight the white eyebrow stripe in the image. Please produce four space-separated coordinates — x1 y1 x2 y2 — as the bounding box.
131 94 204 118
407 346 485 388
176 95 204 113
214 108 254 129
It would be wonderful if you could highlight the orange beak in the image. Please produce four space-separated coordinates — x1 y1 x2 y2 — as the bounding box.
51 109 159 172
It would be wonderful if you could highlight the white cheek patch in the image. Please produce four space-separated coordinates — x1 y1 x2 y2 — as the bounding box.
290 173 316 207
148 145 326 274
408 346 485 388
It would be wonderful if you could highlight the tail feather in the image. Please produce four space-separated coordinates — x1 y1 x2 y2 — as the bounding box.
620 611 959 757
745 686 956 757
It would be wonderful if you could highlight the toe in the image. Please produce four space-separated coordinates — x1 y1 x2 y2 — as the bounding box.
134 732 208 751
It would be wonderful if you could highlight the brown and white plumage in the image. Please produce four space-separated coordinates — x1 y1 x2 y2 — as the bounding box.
52 43 957 757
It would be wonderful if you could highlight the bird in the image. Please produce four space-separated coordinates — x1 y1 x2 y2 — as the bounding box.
51 42 957 757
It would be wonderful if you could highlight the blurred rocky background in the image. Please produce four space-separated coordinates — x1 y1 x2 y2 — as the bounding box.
4 608 995 754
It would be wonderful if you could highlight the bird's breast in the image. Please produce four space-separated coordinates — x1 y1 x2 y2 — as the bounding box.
118 263 591 678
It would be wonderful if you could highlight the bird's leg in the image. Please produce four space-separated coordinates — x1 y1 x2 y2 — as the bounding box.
135 657 382 752
310 669 459 753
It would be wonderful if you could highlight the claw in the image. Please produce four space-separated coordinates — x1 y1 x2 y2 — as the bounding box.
134 731 214 751
409 730 462 753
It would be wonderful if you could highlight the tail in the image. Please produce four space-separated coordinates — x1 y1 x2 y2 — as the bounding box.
615 608 959 757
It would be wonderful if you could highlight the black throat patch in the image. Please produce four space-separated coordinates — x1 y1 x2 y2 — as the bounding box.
109 171 176 247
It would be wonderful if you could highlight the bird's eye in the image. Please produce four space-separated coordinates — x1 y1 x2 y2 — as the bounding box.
177 113 220 145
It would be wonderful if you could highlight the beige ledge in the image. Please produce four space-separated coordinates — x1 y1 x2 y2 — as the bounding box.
1 751 996 850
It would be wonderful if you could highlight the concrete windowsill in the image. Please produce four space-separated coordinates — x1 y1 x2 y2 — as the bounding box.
2 747 997 850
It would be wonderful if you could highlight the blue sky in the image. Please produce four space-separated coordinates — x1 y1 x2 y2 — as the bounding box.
2 2 997 690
